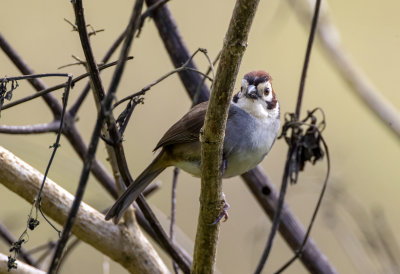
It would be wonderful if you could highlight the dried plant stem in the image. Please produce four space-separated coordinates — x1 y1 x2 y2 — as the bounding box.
255 1 322 272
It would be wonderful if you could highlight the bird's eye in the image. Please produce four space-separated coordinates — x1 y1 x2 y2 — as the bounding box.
264 87 270 95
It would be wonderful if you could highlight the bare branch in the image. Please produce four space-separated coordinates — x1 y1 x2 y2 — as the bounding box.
113 48 212 109
1 58 132 111
0 121 60 134
68 32 128 116
192 0 260 272
0 253 44 274
0 146 168 274
0 224 37 267
47 0 142 271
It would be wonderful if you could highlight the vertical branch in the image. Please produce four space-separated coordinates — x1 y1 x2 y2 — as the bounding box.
192 0 260 273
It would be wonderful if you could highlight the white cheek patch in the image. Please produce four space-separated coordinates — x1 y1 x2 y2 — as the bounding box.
266 81 272 92
265 82 273 102
257 81 273 102
257 82 267 94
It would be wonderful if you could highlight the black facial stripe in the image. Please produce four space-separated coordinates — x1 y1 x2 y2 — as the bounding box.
244 75 269 87
266 100 276 110
232 92 239 103
255 77 268 86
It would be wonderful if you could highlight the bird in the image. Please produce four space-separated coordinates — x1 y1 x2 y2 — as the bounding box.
105 70 281 224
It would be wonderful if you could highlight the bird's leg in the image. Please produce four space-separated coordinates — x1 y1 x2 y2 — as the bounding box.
221 157 228 176
210 192 230 225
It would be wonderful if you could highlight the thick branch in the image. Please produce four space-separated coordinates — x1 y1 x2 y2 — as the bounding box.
0 146 168 274
192 1 260 273
0 253 44 274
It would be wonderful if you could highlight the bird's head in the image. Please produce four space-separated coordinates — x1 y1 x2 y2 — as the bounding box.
233 70 280 120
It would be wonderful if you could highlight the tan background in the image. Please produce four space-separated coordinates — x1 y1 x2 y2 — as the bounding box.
1 0 399 273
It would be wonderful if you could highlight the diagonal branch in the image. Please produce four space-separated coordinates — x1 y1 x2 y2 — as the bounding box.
0 253 44 274
47 1 152 272
0 146 167 274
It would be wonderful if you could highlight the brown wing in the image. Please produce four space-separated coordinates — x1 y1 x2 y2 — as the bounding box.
153 101 208 151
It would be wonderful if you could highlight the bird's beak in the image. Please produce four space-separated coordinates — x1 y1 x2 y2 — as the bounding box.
246 85 258 99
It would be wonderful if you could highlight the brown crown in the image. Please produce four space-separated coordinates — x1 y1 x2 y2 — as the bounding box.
244 70 272 85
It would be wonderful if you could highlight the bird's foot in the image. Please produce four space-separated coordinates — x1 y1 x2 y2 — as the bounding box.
210 193 230 225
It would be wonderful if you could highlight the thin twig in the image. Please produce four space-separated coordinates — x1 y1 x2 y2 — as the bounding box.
0 34 62 116
1 58 132 111
47 0 120 270
254 147 293 274
144 0 210 104
170 168 180 274
113 48 212 109
136 195 191 274
70 0 171 115
6 75 72 272
295 0 321 118
0 121 60 134
254 0 321 273
35 75 72 233
69 1 189 272
0 32 118 201
49 0 179 273
0 223 37 267
68 31 128 116
275 130 330 273
193 50 221 106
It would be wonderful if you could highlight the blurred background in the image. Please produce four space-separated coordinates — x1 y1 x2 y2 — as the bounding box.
1 0 399 273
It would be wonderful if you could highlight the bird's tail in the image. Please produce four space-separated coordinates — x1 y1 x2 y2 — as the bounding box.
105 152 167 224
